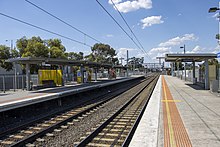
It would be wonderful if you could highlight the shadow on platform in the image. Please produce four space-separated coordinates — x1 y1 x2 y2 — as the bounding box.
185 83 205 90
0 93 10 96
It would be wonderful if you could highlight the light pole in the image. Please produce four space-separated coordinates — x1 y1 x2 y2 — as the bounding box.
6 39 16 91
209 3 220 45
5 40 13 53
180 44 186 81
209 4 220 91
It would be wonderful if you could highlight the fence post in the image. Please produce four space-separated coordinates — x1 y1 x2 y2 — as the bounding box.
13 75 15 92
3 76 5 93
14 63 17 91
22 75 24 90
17 75 19 89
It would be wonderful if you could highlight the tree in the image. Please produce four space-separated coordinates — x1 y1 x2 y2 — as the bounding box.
16 36 28 57
127 57 144 70
46 39 67 59
68 52 84 60
87 43 118 64
16 36 49 58
16 37 68 59
208 58 218 66
216 34 220 40
174 62 184 70
0 45 13 71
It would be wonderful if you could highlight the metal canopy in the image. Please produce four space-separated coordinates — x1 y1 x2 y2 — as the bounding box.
165 53 217 62
6 57 112 68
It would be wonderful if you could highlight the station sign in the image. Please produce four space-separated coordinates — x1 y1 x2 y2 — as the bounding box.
217 52 220 58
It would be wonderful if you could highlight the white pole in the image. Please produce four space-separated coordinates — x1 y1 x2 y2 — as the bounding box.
218 2 220 91
126 50 128 77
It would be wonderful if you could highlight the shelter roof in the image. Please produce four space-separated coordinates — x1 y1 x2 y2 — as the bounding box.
165 53 217 62
6 57 112 68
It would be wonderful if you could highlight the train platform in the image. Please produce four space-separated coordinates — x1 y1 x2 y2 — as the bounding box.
130 75 220 147
0 77 130 112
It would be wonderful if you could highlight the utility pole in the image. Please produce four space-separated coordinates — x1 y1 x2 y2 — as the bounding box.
126 50 128 77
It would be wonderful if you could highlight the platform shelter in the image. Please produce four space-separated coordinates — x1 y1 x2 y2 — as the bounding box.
6 57 113 91
165 53 217 90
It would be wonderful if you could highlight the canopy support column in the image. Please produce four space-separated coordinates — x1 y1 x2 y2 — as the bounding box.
192 61 196 84
26 63 31 91
205 59 209 90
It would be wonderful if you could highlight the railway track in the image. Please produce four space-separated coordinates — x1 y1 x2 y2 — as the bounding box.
75 75 159 147
0 77 147 147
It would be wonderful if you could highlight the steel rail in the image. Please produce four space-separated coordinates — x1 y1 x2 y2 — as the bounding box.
9 91 124 146
122 75 159 146
7 78 146 147
76 75 159 147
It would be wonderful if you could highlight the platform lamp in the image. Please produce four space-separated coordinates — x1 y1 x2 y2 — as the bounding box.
209 5 220 45
209 4 220 91
180 45 186 81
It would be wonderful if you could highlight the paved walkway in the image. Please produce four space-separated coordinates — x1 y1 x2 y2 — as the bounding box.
160 76 220 147
130 75 220 147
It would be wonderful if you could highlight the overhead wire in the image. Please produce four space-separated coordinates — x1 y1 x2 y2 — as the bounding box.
0 12 92 47
95 0 142 51
25 0 101 43
110 0 152 60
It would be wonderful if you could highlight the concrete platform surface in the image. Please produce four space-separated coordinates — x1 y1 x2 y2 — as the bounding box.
129 76 161 146
0 77 130 112
130 75 220 147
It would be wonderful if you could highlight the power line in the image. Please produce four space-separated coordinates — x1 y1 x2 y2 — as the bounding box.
25 0 101 43
96 0 152 60
110 0 152 60
0 12 92 47
95 0 142 51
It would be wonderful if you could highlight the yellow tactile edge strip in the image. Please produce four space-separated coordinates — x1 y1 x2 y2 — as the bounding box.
162 76 192 147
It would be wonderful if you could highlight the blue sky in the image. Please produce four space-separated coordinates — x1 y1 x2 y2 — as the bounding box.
0 0 219 64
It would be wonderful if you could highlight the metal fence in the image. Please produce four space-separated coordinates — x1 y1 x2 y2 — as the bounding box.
0 75 26 92
0 71 146 92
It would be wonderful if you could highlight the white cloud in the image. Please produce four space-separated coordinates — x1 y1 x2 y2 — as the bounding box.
106 34 114 37
108 0 152 13
159 33 197 47
149 47 170 55
116 47 140 64
108 0 122 4
213 45 220 53
117 47 137 58
141 16 164 29
191 45 203 53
